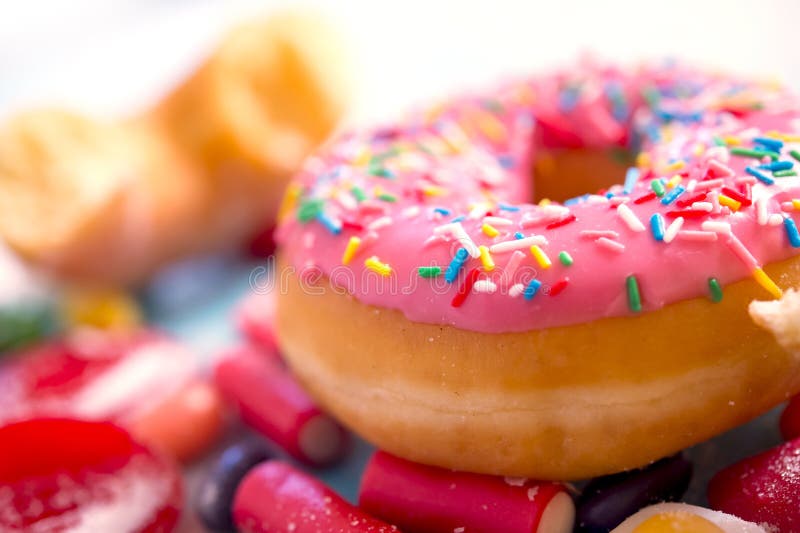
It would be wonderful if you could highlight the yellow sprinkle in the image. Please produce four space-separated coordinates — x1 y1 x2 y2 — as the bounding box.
723 135 742 146
753 267 783 299
422 185 447 197
538 198 552 207
691 143 706 157
530 245 552 269
62 290 141 330
342 236 361 265
470 108 507 144
482 224 500 238
353 146 371 166
792 199 800 211
365 256 392 277
665 160 685 172
662 126 674 143
766 130 800 143
636 152 652 169
278 184 301 221
666 175 683 189
478 245 495 271
718 194 742 212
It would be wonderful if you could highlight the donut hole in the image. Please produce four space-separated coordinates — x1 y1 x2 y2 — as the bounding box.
531 147 634 203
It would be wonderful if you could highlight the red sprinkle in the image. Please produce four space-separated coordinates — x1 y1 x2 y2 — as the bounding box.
451 268 481 307
665 209 709 219
633 192 657 204
545 213 577 229
721 186 752 207
675 192 707 208
549 278 569 297
341 220 365 231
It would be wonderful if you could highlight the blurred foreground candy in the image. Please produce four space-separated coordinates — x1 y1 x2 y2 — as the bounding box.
60 288 142 330
233 460 397 533
195 438 274 532
359 451 575 533
576 454 692 532
610 503 766 532
0 418 182 532
708 437 800 532
214 345 349 466
780 394 800 440
0 329 220 461
0 302 56 353
236 291 278 352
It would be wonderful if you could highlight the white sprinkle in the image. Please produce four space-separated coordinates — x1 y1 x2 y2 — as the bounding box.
686 179 697 192
585 194 610 204
504 477 527 487
663 216 684 243
501 251 526 286
609 196 631 206
691 202 714 212
694 178 724 191
368 216 393 231
489 235 548 254
336 191 358 211
734 176 758 186
596 237 625 253
434 222 480 257
617 204 646 232
527 487 539 501
756 197 769 225
402 205 421 219
473 279 497 294
468 203 491 219
769 214 785 226
580 230 620 240
701 221 732 235
707 159 734 177
676 230 718 242
509 283 525 298
483 216 514 226
781 202 795 211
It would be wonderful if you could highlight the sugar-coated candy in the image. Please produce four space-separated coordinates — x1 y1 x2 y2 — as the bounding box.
358 451 575 533
780 394 800 440
195 438 274 532
576 454 692 532
233 460 397 533
611 502 766 532
708 437 800 532
214 345 349 466
0 418 182 532
236 291 278 352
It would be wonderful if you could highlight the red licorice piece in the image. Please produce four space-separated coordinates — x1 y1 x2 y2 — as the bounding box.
235 292 280 353
780 395 800 440
0 418 182 532
546 213 577 229
233 461 397 533
359 451 575 533
708 437 800 532
451 267 481 308
213 345 349 466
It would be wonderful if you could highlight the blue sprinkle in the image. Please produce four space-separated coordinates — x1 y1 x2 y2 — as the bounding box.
650 213 666 242
514 232 525 240
785 217 800 248
450 215 466 223
564 194 589 206
498 203 520 212
444 248 469 283
623 167 640 195
660 185 686 205
497 155 515 169
433 207 451 216
558 86 581 112
746 166 775 185
523 279 542 301
316 213 341 235
759 160 793 172
644 123 661 142
605 192 615 199
753 137 784 152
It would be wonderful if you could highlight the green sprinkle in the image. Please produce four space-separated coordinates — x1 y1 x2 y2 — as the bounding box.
377 193 397 203
651 179 666 197
626 275 642 313
369 163 394 178
708 278 723 303
609 147 633 165
712 136 726 147
417 266 442 278
641 86 661 109
297 198 323 222
350 186 367 202
730 147 780 161
558 251 574 266
790 150 800 163
774 169 798 178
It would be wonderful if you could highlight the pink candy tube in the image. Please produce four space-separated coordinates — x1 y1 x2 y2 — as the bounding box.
359 451 575 533
233 461 397 533
214 345 349 466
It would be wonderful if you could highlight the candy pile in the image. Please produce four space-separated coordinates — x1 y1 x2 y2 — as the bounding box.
2 288 800 531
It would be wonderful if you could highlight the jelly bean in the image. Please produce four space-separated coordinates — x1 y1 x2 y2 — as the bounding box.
195 438 274 531
708 437 800 532
128 380 225 463
780 394 800 440
0 418 182 532
233 460 397 533
214 345 349 466
236 291 278 353
575 454 692 532
359 451 575 533
611 503 766 533
61 289 142 330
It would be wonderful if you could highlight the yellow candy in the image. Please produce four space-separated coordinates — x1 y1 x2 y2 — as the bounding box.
62 290 141 330
632 512 723 533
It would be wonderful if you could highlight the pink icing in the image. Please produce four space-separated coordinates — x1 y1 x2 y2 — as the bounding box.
277 60 800 333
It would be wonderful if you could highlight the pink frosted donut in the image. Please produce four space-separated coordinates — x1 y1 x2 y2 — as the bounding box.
276 60 800 479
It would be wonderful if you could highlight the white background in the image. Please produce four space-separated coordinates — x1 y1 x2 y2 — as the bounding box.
1 0 800 125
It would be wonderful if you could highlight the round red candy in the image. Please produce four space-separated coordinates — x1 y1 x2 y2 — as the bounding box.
0 418 182 532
